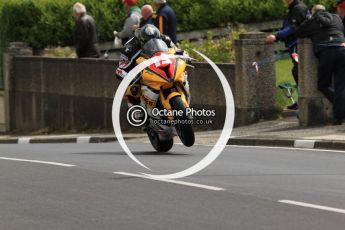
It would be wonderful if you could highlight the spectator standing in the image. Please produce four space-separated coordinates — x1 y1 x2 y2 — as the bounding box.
140 5 155 28
115 0 141 45
265 0 310 110
154 0 177 44
295 5 345 125
73 2 100 58
336 0 345 29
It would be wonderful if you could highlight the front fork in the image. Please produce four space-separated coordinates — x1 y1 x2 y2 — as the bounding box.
159 83 190 112
140 73 190 116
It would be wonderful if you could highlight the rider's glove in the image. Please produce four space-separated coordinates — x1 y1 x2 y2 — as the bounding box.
175 48 184 55
177 50 192 64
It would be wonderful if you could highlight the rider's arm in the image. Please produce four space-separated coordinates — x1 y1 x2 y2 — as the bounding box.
161 34 188 57
115 37 142 81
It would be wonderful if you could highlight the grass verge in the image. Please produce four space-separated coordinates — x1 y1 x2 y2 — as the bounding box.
275 58 298 110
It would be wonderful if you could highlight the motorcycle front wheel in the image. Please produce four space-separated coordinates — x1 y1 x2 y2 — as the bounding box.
170 96 195 147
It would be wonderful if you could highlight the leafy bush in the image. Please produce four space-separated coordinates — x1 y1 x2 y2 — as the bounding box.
0 0 42 47
0 0 340 50
0 0 127 49
180 31 242 63
43 46 76 58
0 0 339 89
0 0 129 87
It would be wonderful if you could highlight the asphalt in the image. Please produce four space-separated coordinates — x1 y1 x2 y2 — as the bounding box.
2 116 345 151
0 143 345 229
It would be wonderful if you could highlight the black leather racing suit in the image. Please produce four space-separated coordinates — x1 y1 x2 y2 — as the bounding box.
115 34 175 80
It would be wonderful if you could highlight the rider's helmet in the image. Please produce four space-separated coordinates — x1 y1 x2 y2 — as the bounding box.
135 24 161 45
122 0 138 6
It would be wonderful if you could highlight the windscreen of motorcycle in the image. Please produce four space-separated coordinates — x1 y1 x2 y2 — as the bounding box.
141 39 169 57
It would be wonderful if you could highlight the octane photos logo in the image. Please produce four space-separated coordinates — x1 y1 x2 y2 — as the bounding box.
126 105 148 127
112 50 235 179
127 107 216 126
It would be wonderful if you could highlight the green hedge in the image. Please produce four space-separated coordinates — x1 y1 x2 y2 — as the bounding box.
0 0 130 49
180 31 242 63
0 0 339 49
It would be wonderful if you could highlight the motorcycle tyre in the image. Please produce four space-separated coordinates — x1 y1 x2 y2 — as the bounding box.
170 96 195 147
147 128 174 153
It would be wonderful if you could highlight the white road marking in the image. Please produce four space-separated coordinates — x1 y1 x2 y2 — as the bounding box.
0 157 76 167
279 200 345 214
77 136 91 144
18 137 31 144
294 140 315 149
114 172 225 191
230 144 345 153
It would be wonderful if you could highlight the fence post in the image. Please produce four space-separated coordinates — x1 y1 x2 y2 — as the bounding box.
298 38 332 126
234 32 277 126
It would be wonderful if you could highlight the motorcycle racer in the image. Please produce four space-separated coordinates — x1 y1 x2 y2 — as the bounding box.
115 24 184 106
115 24 180 81
115 25 194 150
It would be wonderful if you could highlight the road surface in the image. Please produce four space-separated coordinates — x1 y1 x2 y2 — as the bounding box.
0 142 345 230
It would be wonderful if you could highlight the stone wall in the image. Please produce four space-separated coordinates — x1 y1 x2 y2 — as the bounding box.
2 56 236 133
234 32 277 126
1 34 278 133
298 38 332 126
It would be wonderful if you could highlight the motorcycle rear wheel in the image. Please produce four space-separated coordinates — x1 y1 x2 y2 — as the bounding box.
170 96 195 147
147 128 174 153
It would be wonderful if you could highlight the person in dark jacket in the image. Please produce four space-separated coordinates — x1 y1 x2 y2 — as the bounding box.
265 0 310 110
153 0 177 44
336 0 345 30
73 2 100 58
295 5 345 125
